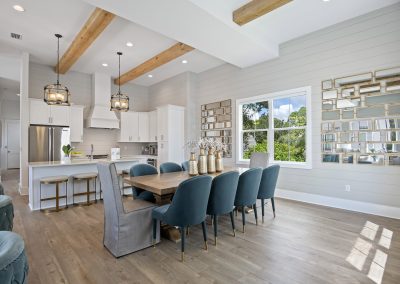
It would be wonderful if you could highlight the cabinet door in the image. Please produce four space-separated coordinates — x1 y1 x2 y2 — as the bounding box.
50 105 70 126
138 112 149 142
158 141 168 166
70 106 84 142
130 112 139 142
119 112 132 142
30 99 51 125
157 106 168 142
149 110 157 142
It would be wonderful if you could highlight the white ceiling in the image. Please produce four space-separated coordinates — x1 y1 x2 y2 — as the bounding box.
0 0 399 86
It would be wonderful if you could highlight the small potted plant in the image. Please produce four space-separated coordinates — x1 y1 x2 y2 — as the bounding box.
62 144 73 162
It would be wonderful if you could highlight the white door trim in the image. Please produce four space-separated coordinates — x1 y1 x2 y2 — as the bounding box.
3 119 20 169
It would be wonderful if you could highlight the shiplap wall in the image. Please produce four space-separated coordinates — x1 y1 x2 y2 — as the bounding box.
192 4 400 208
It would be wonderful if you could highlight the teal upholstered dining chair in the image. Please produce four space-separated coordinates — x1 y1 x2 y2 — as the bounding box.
0 231 29 284
152 175 212 262
159 162 183 174
234 168 263 233
258 165 280 221
181 161 189 171
207 171 239 245
0 195 13 231
130 164 157 202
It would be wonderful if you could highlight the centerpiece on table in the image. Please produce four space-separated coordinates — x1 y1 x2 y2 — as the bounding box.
214 141 227 172
197 138 208 174
185 140 199 176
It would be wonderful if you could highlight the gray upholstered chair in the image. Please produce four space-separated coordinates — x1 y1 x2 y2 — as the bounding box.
258 165 280 221
0 195 13 231
0 231 29 284
160 162 182 174
249 152 269 168
97 162 160 258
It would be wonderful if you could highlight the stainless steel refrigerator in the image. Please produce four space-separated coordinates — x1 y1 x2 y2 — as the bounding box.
29 126 71 162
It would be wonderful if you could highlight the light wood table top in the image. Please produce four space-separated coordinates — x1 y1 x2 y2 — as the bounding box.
124 167 248 197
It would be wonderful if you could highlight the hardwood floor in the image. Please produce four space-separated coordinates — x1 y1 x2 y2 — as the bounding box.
2 172 400 284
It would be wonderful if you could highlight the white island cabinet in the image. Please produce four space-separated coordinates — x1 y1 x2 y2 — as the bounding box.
28 158 141 211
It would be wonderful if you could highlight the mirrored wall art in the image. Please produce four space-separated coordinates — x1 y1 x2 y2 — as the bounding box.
337 98 360 109
389 155 400 165
342 154 354 164
358 154 384 165
359 83 381 94
322 80 333 90
386 80 400 92
375 66 400 79
334 73 372 87
342 87 356 98
322 90 338 100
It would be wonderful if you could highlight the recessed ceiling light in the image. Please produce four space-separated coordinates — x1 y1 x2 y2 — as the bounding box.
13 5 25 12
182 60 188 64
148 74 153 78
102 63 108 67
323 0 330 2
126 42 133 47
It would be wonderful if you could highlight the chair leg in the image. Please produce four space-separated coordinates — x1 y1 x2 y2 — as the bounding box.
242 206 246 233
152 219 157 247
186 226 190 236
271 197 276 218
213 215 218 246
201 221 208 251
180 227 185 262
229 211 236 237
261 199 265 223
253 204 258 226
235 207 238 217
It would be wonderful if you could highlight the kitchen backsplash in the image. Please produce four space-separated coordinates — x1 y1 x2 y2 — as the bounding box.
71 128 150 157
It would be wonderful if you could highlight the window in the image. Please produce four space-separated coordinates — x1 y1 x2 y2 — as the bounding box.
237 87 312 169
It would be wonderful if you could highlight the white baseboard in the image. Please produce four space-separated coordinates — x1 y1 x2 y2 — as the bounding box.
18 184 28 196
276 188 400 219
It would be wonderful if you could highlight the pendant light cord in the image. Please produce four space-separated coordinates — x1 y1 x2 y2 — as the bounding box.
118 53 121 94
57 35 60 85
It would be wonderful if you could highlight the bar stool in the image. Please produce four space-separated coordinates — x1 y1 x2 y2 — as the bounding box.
39 176 69 212
72 172 98 206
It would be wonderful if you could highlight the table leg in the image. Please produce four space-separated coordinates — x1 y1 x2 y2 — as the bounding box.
153 193 173 205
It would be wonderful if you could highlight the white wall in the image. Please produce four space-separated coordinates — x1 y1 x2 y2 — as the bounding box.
192 4 400 209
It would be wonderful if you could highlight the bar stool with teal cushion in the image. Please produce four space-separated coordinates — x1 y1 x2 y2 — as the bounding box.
159 162 182 174
207 171 239 245
0 231 29 284
257 165 280 221
0 196 13 231
234 168 262 232
152 175 212 262
130 164 157 202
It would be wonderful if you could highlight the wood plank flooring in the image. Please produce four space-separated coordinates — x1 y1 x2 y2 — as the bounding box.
2 171 400 284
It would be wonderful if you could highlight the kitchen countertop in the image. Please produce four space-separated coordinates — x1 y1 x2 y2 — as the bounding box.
28 157 146 168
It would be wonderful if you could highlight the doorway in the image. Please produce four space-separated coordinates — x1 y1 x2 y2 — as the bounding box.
5 120 20 169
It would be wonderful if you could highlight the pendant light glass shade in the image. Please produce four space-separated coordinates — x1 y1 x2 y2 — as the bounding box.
111 52 129 112
44 34 70 106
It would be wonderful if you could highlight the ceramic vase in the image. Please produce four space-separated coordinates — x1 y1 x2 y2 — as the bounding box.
189 152 198 176
198 148 208 175
207 149 216 173
215 151 224 172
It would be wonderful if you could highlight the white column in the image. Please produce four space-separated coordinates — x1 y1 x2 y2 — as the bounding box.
19 52 29 195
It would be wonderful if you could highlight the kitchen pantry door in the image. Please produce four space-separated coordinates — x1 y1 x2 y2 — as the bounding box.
6 120 20 169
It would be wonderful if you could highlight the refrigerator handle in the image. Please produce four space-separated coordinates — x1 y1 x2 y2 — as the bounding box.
52 127 55 161
48 127 52 162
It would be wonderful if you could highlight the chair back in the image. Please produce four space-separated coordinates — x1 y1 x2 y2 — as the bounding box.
249 152 269 168
130 163 158 177
97 162 125 217
181 161 189 171
207 171 239 215
160 162 182 174
165 175 212 227
258 165 280 199
234 168 262 206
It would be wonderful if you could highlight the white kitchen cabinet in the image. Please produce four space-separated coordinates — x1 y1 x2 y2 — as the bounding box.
149 110 157 142
119 112 139 142
156 105 185 165
29 99 70 126
137 112 149 142
70 105 84 142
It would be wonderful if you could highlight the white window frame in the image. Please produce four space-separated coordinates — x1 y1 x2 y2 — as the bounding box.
236 86 312 169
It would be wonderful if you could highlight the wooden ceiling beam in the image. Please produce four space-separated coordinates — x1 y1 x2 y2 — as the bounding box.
56 8 115 74
115 42 194 85
233 0 292 26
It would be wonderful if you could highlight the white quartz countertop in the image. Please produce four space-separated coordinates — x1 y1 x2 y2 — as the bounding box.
28 157 146 168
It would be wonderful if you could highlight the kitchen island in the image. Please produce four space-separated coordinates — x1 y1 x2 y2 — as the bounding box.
28 157 147 210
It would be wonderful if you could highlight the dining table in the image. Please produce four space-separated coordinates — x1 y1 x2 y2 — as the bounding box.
123 167 249 242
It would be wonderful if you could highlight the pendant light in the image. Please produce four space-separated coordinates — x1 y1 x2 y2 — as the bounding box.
44 34 70 106
110 52 129 112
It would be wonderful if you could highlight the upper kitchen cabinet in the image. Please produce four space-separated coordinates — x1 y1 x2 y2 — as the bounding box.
137 112 149 142
119 112 139 142
156 105 185 165
29 99 70 126
70 105 84 142
149 110 157 142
